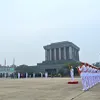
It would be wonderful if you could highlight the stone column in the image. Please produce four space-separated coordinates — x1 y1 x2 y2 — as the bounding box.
59 48 61 60
69 46 72 59
74 49 76 60
45 50 47 61
54 48 56 61
74 50 77 60
77 51 79 61
50 49 52 61
64 47 66 60
5 73 6 78
72 47 74 60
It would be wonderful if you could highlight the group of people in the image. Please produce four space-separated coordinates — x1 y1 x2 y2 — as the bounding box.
17 72 48 79
78 62 100 91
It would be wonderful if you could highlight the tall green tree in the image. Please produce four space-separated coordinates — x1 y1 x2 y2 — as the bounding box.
64 62 81 76
15 65 34 73
93 62 100 67
58 66 69 77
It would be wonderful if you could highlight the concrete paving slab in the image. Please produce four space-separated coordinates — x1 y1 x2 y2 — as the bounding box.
0 78 99 100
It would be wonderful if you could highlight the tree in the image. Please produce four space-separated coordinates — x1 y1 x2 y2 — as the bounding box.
64 62 81 68
64 62 81 76
92 62 100 67
15 65 35 74
58 66 69 77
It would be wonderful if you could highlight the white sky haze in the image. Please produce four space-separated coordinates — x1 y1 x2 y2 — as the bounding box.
0 0 100 65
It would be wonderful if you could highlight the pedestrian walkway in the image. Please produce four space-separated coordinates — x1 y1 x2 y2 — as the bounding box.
0 78 99 100
72 84 100 100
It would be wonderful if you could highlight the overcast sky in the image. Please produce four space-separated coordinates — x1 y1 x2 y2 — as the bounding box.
0 0 100 66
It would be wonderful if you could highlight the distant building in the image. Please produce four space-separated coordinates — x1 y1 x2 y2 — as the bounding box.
0 65 16 77
34 41 80 74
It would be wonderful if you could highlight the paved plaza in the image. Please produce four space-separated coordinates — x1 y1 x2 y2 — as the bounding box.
0 78 99 100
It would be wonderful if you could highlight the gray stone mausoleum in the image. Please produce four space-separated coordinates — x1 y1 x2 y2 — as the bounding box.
34 41 80 74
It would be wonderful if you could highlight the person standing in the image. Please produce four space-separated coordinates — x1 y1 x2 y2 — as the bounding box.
70 66 74 82
33 73 35 78
18 72 20 79
26 72 28 78
78 62 87 91
45 72 48 78
85 63 89 90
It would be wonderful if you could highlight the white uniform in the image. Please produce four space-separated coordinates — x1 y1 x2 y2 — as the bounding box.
78 64 100 91
88 67 92 88
90 67 92 88
26 72 28 78
18 73 20 79
83 65 88 90
40 73 43 78
70 68 74 82
5 73 6 78
99 69 100 83
98 69 100 83
85 66 90 89
91 68 94 87
45 72 48 78
33 73 35 78
78 65 87 90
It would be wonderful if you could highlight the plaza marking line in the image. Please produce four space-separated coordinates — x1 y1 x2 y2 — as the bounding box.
70 91 85 100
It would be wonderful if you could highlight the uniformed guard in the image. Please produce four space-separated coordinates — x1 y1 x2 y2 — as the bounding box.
18 72 20 79
78 62 87 91
70 66 74 82
45 72 48 78
77 62 100 91
26 72 28 78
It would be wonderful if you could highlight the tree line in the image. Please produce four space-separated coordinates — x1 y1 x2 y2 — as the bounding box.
15 62 81 77
15 62 100 77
